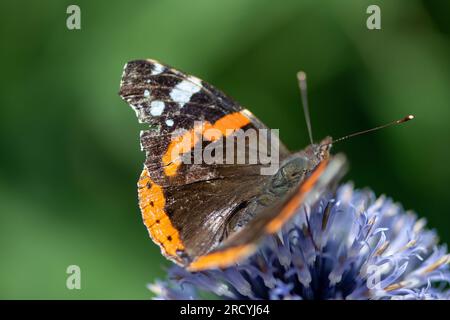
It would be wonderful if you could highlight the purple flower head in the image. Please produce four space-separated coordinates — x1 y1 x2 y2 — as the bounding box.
150 183 450 300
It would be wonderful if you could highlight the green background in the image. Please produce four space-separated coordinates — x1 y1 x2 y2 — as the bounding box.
0 0 449 299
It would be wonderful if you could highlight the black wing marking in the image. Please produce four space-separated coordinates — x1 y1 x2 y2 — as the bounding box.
119 59 242 133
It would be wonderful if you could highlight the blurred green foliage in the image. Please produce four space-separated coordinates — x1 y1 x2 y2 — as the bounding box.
0 0 449 299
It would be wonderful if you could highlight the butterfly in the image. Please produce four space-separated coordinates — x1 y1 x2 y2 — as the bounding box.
119 59 348 271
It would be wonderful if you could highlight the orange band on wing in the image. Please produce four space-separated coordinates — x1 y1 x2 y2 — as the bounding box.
138 168 184 257
162 111 251 177
187 244 256 272
265 159 329 234
211 112 251 136
162 122 208 177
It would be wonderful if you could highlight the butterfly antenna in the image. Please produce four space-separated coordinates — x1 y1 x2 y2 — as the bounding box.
297 71 314 145
325 115 414 146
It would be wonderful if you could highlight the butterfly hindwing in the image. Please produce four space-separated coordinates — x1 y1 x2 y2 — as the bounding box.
187 154 348 271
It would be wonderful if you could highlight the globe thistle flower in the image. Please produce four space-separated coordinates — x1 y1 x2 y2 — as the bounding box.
149 183 450 300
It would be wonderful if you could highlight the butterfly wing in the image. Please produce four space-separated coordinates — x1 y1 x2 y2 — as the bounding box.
120 59 290 265
187 154 348 271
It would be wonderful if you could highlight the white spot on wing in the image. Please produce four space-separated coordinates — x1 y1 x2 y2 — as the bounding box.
165 119 174 127
151 63 164 75
170 76 202 107
150 101 165 116
144 89 150 97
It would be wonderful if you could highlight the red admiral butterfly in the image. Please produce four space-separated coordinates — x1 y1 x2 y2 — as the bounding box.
119 59 412 271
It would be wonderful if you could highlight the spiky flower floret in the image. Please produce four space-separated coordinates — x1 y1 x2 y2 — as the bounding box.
149 184 450 300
